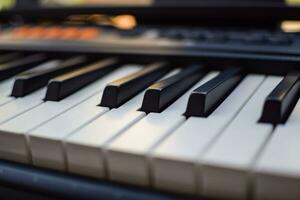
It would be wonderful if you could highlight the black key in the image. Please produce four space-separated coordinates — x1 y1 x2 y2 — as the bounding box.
185 68 245 117
100 62 171 108
141 65 206 113
11 56 88 97
0 53 22 64
260 71 300 124
0 54 47 81
45 58 119 101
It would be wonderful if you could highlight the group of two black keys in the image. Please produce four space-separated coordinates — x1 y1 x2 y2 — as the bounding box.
0 52 299 124
0 53 119 101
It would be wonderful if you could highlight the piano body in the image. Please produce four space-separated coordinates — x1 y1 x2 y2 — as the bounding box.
0 0 299 199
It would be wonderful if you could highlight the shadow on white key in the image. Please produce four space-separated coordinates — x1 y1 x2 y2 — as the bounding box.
254 99 300 200
106 72 218 186
64 69 180 178
200 76 282 200
150 74 265 195
0 66 139 164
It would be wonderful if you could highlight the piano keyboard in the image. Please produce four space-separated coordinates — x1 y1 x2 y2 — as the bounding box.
0 52 298 200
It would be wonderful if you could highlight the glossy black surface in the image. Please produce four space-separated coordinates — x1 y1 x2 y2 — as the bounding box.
185 67 245 117
45 58 119 101
11 56 88 97
0 53 22 64
260 71 300 124
0 54 47 81
100 62 171 108
141 65 205 113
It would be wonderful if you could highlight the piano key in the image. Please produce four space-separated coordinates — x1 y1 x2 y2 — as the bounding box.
0 54 47 81
106 72 218 186
0 65 140 164
0 96 14 106
185 67 245 117
200 76 282 199
0 89 45 124
140 64 205 113
29 93 109 171
11 56 88 97
0 77 17 96
254 100 300 200
45 58 119 101
100 62 170 108
64 70 178 177
0 77 17 106
151 74 265 194
11 60 60 97
260 71 300 124
0 53 21 64
65 93 146 178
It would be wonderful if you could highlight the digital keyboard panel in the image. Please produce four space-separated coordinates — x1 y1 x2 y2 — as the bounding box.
0 51 298 200
0 25 300 76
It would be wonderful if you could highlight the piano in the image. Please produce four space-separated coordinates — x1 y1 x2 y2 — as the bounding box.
0 0 299 199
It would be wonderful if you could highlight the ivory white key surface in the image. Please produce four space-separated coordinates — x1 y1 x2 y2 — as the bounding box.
200 76 282 200
106 72 218 186
64 69 180 177
0 77 15 96
0 66 139 164
0 77 16 106
151 74 265 194
0 95 14 106
65 92 146 178
254 100 300 200
28 93 109 171
0 89 45 124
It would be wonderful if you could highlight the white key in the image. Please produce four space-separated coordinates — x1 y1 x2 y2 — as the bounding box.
29 93 109 171
0 77 17 106
106 72 218 186
0 89 45 124
0 66 139 164
254 100 300 200
201 76 282 199
0 96 14 106
64 70 180 177
65 93 145 178
0 77 15 96
151 74 265 194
